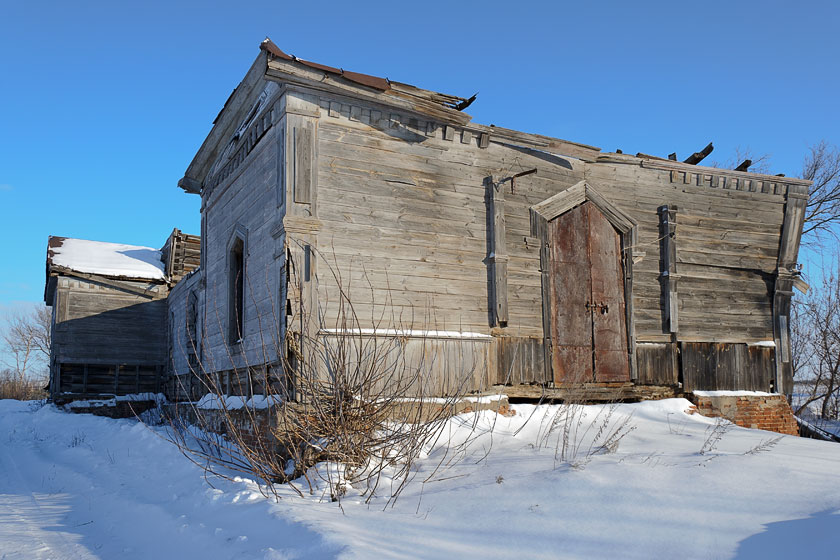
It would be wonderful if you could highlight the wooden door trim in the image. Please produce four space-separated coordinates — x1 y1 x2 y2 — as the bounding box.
531 181 638 384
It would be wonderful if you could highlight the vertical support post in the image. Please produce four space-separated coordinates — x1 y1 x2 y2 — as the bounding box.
284 101 319 214
53 361 61 399
534 215 553 386
486 176 508 327
82 364 89 398
282 98 321 400
623 227 638 381
293 125 314 204
276 119 286 209
658 205 679 335
114 364 120 395
774 184 808 395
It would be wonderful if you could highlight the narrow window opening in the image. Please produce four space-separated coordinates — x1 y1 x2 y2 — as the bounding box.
230 238 245 343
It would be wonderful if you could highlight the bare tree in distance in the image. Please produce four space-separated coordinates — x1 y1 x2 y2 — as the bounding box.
712 140 840 244
709 146 773 175
800 141 840 241
791 256 840 420
0 304 51 399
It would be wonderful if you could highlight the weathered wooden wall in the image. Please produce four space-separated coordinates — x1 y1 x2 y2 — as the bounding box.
276 85 800 393
279 89 590 390
49 275 167 397
197 81 285 378
586 159 786 345
288 84 807 393
185 61 807 397
681 342 776 392
166 270 203 400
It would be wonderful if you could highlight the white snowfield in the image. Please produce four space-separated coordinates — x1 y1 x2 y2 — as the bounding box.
49 238 166 280
1 398 839 559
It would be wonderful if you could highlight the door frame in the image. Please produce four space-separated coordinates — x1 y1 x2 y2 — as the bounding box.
530 180 639 385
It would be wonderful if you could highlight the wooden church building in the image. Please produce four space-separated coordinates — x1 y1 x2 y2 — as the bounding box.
44 40 809 404
164 38 809 402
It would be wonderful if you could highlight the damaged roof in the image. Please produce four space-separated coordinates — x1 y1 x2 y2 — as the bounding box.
260 39 391 92
46 236 166 282
259 38 472 111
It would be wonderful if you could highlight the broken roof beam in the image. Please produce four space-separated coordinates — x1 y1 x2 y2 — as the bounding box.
735 159 752 172
683 142 714 165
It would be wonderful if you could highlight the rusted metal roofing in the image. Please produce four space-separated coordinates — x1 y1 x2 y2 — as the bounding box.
260 38 392 92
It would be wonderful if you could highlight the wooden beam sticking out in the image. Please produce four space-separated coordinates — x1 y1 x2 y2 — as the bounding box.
734 159 752 172
668 152 677 161
683 142 714 165
486 176 508 327
658 205 679 334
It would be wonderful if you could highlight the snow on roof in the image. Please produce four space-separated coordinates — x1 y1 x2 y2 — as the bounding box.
47 236 166 281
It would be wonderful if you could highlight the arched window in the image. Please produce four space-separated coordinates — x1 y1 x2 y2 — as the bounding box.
187 290 199 371
228 229 246 343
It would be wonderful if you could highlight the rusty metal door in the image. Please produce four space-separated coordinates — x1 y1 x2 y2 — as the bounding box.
548 202 630 384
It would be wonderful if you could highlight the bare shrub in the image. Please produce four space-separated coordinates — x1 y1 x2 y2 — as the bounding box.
529 368 636 469
0 369 47 400
699 417 733 456
163 244 488 505
743 436 783 456
535 401 636 470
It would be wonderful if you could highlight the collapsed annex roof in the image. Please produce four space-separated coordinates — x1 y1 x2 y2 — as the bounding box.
46 236 166 282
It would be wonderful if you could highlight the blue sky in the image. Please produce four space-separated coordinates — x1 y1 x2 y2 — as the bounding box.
1 0 839 313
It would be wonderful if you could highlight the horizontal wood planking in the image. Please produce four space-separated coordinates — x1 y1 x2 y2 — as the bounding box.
314 113 790 358
53 282 167 366
314 333 494 396
199 128 283 374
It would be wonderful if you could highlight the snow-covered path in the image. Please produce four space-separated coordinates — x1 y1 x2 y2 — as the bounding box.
1 398 839 559
0 441 100 560
0 400 337 559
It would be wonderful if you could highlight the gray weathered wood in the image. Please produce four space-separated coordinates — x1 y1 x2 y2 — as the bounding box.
293 125 313 204
487 176 509 326
658 205 679 334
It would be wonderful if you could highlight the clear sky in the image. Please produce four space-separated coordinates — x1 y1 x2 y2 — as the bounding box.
1 0 839 313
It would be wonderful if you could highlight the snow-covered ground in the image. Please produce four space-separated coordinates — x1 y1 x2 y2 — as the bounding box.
1 398 839 559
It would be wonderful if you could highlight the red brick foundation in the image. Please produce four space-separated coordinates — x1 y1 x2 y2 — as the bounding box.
690 392 799 436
